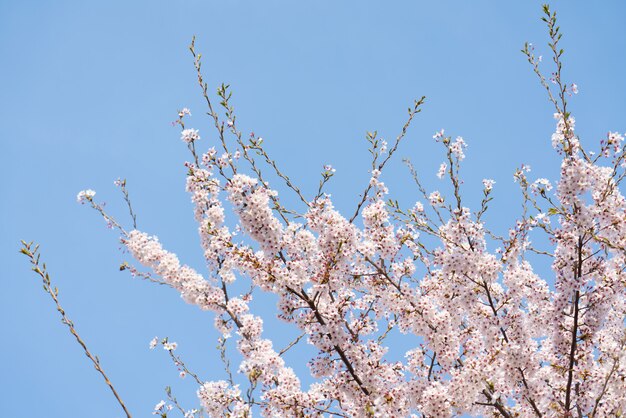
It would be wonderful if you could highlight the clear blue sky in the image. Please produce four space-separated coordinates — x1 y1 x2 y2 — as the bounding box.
2 1 625 417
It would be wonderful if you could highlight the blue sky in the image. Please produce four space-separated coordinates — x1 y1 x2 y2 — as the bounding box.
2 1 626 417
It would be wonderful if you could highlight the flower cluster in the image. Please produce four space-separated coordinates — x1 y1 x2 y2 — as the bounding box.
73 18 626 416
83 85 626 417
181 128 200 143
76 189 96 204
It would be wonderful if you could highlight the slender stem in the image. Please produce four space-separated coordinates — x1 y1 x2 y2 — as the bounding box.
286 286 371 396
350 97 425 223
117 179 137 229
20 241 132 418
279 332 306 357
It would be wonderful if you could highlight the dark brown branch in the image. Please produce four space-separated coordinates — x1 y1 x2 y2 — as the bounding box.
286 286 371 396
481 389 513 418
564 236 583 413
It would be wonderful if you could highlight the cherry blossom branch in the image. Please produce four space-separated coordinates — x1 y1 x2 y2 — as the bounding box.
524 5 592 162
479 389 512 418
189 36 237 176
403 158 446 225
162 342 205 386
286 285 371 396
56 6 626 416
84 195 129 237
564 236 583 414
216 88 300 221
350 97 425 223
247 139 311 208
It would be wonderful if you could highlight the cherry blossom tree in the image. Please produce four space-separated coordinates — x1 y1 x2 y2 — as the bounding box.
21 5 626 417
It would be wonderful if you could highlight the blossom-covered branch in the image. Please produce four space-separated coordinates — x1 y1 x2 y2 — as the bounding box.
25 4 626 417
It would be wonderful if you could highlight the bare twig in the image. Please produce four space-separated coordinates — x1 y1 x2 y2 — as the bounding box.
20 241 132 418
115 178 137 229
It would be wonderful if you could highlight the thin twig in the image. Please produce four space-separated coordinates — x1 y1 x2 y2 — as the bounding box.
20 241 132 418
350 97 426 223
